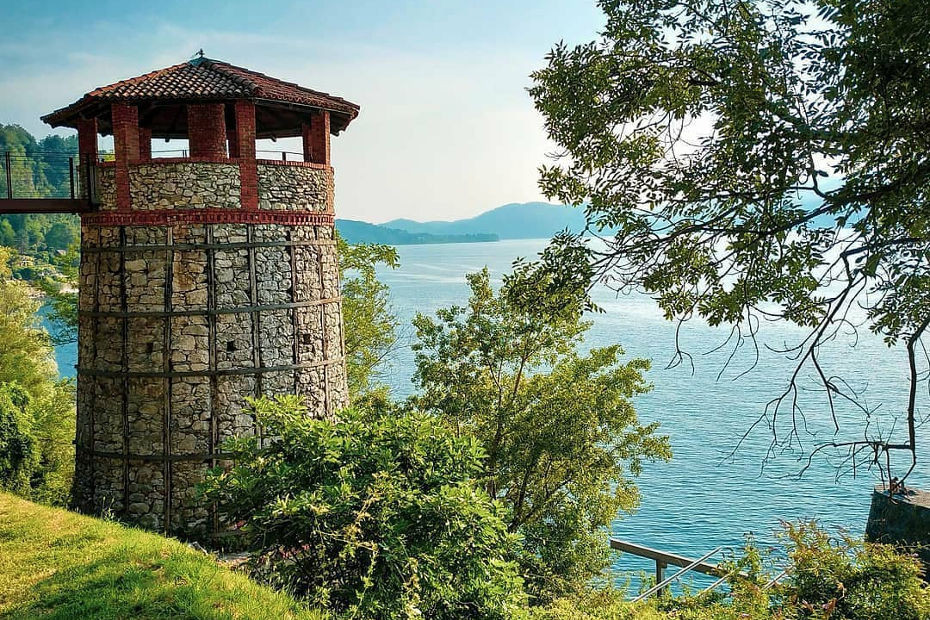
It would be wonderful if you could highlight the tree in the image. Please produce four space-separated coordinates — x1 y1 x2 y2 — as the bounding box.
36 242 79 346
0 247 74 503
0 220 15 247
44 223 74 251
202 396 527 619
530 0 930 483
411 267 670 601
0 383 38 493
338 234 399 400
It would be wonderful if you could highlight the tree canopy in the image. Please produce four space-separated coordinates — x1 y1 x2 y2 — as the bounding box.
530 0 930 482
411 266 670 601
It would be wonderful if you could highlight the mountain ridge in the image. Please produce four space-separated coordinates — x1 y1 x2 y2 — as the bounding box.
381 202 587 240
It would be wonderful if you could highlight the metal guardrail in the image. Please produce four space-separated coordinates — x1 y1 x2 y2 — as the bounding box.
1 150 79 199
0 150 97 213
631 545 725 602
611 537 788 601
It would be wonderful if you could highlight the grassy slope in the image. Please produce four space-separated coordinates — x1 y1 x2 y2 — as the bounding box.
0 492 323 620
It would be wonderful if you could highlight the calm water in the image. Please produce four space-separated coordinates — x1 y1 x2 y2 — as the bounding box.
51 238 928 586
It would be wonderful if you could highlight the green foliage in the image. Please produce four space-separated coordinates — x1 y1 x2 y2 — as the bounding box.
412 266 670 602
0 247 74 504
36 242 79 346
202 396 527 619
530 0 930 474
0 383 38 493
777 521 930 619
338 233 399 400
532 524 930 619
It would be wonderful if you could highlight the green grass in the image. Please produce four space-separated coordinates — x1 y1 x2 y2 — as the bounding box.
0 492 324 619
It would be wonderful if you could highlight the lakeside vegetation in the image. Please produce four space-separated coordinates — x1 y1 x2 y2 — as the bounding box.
1 0 930 617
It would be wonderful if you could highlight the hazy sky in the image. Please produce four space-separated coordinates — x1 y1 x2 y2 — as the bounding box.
0 1 605 223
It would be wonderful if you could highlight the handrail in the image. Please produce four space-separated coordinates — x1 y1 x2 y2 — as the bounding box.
632 546 724 602
762 568 789 591
610 538 727 577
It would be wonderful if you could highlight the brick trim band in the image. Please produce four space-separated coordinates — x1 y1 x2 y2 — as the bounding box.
81 209 335 227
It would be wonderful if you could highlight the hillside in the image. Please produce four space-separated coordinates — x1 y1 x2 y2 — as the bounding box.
382 202 589 240
0 492 321 619
335 219 497 245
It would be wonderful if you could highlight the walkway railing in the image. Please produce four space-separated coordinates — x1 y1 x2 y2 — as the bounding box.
0 150 97 213
611 537 789 601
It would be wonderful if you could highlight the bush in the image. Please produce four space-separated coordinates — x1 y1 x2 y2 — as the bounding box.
202 396 527 619
778 521 930 619
0 383 37 492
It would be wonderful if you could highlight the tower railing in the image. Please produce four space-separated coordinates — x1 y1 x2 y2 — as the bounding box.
0 150 98 213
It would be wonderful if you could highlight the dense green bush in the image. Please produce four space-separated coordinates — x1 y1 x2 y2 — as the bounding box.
0 248 74 504
776 521 930 619
202 396 527 619
0 383 38 492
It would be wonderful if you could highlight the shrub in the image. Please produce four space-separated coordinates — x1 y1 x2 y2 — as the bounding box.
202 396 527 619
0 383 37 492
778 521 930 619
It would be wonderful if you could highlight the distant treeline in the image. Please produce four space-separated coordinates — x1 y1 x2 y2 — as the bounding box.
0 125 80 262
335 219 498 245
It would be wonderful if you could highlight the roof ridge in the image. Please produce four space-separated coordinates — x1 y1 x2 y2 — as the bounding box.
207 60 358 110
202 59 259 94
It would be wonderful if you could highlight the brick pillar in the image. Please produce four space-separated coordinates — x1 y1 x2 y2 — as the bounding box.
301 122 312 162
227 123 240 159
138 127 152 161
112 103 140 210
235 101 258 209
307 110 330 165
77 118 98 161
188 103 227 158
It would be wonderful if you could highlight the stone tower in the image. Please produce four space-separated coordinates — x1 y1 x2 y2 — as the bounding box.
42 57 359 536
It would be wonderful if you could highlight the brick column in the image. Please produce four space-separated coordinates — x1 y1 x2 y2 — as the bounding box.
301 122 312 162
307 110 330 165
138 127 152 161
77 118 98 161
188 103 227 158
227 124 240 159
112 103 140 210
235 101 258 209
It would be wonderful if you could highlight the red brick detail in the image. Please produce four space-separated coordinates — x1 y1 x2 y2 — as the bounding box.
81 209 335 227
76 118 98 162
255 159 330 170
112 103 140 210
301 122 312 161
307 110 330 165
187 103 227 158
138 127 152 161
235 101 258 209
129 157 235 166
227 123 239 159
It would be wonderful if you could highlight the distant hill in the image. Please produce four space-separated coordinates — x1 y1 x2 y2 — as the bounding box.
382 202 588 240
335 219 498 245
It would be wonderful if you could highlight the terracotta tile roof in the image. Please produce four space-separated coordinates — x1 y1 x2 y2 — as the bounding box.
42 57 359 131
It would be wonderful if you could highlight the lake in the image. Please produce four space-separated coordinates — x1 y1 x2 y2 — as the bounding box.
51 238 928 587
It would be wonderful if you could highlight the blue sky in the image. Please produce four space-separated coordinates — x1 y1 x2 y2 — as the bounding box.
0 1 605 222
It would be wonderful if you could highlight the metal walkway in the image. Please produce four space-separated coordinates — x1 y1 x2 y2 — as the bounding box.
0 150 95 214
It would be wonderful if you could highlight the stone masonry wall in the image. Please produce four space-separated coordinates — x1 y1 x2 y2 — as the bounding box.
257 163 331 211
129 162 240 210
76 210 346 537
